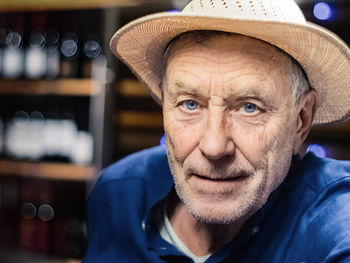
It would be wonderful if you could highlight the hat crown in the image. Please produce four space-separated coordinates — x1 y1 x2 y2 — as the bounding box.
183 0 306 24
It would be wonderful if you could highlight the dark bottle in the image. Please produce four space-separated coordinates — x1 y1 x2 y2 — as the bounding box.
46 29 60 79
81 37 102 78
35 181 54 253
46 11 61 80
25 30 47 79
2 30 24 79
0 116 3 156
79 10 104 79
2 13 25 79
60 32 79 78
25 12 48 79
0 178 19 247
19 179 38 251
0 15 6 76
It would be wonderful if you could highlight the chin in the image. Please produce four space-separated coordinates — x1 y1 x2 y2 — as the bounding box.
175 182 268 225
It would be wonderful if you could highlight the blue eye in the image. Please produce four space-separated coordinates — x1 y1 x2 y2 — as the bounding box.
243 103 257 113
184 100 198 110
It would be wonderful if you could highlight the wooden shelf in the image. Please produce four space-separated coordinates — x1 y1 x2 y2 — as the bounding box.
0 160 95 181
0 248 81 263
115 110 163 128
0 0 151 11
0 79 101 96
117 79 150 98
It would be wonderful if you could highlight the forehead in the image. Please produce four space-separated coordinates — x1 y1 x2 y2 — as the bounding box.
164 33 293 104
166 33 290 68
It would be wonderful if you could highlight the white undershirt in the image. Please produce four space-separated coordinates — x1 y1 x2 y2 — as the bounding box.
159 205 212 263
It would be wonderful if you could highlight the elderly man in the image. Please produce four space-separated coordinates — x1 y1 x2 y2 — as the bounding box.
84 0 350 262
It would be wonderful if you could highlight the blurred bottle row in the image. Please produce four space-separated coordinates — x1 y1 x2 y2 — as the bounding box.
0 8 103 260
0 110 93 165
0 10 104 80
0 177 86 258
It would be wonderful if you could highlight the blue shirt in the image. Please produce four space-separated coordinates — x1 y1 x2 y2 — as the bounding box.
83 146 350 263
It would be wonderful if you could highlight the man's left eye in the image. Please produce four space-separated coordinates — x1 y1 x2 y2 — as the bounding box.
240 103 260 114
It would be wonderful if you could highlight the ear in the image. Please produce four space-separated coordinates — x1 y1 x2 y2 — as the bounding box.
293 90 317 154
159 81 164 105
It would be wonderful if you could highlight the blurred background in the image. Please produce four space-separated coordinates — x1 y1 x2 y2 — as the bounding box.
0 0 348 262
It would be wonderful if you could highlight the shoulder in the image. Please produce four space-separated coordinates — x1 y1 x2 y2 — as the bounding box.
87 145 172 211
297 153 350 194
290 154 350 261
84 146 172 262
294 154 350 226
97 145 170 187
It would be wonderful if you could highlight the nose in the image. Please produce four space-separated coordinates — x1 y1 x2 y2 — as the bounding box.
198 109 235 160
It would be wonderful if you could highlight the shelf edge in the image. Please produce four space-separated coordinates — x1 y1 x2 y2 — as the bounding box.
0 160 96 181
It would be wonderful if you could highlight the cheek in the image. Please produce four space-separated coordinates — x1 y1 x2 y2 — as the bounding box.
266 123 296 190
232 117 294 169
231 122 269 166
163 111 201 162
263 120 296 176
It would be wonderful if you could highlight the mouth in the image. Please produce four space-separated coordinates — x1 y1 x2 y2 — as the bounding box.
187 173 250 197
192 173 249 182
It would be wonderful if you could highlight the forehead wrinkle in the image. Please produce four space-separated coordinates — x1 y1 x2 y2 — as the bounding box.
224 74 281 104
167 35 290 76
167 68 279 106
166 79 207 100
166 66 216 95
169 49 287 79
168 45 216 66
169 35 288 64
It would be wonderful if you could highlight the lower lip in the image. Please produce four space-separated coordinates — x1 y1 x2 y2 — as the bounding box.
190 174 247 189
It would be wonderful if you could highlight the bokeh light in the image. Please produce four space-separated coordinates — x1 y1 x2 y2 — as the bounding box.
159 134 166 147
313 2 333 20
38 204 54 222
21 203 36 219
306 144 327 158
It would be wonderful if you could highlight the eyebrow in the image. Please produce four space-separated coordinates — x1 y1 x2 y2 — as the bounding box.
227 89 276 108
167 81 276 108
166 81 205 97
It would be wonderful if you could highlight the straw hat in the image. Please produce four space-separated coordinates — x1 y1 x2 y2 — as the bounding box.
110 0 350 125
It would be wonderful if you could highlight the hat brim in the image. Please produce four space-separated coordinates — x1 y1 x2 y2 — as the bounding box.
110 12 350 125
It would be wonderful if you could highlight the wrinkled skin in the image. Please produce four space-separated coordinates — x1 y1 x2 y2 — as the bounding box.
162 34 316 255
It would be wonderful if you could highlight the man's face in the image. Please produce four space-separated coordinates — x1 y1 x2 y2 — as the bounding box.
163 34 300 224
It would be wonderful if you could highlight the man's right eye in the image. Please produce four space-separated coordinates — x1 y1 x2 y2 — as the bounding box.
181 100 199 111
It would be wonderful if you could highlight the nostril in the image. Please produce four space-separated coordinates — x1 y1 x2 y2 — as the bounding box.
199 135 235 161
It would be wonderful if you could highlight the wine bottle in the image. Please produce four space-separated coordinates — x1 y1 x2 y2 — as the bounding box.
60 32 79 78
0 116 3 156
2 13 24 79
25 12 47 79
46 29 60 79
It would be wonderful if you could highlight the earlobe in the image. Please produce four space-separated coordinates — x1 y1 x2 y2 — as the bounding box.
293 90 317 154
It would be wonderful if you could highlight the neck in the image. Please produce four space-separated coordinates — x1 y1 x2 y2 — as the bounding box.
166 191 247 256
